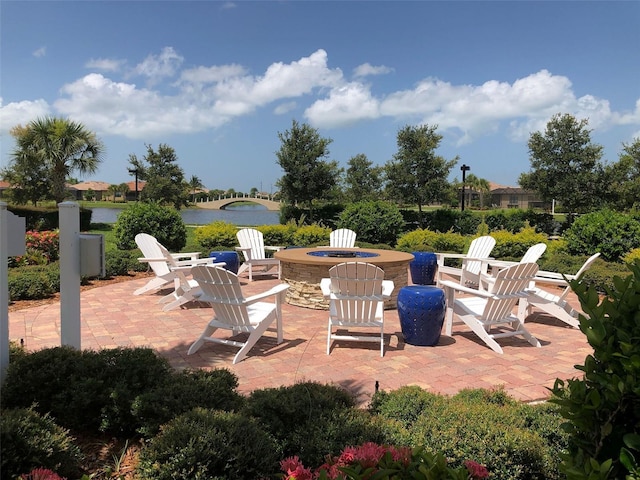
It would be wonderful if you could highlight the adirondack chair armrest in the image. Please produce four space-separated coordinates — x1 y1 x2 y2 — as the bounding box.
265 245 284 252
381 280 394 298
172 257 220 267
440 280 494 298
244 283 290 304
170 252 201 260
535 270 577 281
320 278 331 298
137 257 166 263
235 246 251 252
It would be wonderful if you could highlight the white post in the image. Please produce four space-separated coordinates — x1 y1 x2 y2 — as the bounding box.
0 203 10 383
59 202 81 349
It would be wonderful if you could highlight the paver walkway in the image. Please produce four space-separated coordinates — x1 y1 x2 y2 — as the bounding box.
8 273 592 406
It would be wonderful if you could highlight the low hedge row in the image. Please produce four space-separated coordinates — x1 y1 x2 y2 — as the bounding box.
1 346 567 480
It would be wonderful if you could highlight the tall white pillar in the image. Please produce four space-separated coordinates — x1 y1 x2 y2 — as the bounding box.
59 202 81 349
1 203 10 382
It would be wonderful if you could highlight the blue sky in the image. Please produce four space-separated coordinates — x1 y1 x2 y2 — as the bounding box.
1 1 639 194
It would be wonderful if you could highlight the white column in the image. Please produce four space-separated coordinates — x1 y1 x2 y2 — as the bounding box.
0 203 9 382
59 202 81 349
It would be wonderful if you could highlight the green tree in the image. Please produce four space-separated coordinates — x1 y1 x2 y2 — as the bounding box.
344 153 383 202
384 124 458 227
118 182 130 202
7 117 104 203
519 113 605 214
604 138 640 211
275 120 341 220
464 173 491 209
139 144 189 209
107 184 119 202
187 175 205 202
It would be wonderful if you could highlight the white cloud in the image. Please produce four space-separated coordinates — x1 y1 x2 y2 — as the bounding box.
0 98 51 133
353 63 393 78
220 2 236 10
274 101 297 115
179 64 248 84
305 83 379 127
32 47 46 58
129 46 184 84
85 58 125 72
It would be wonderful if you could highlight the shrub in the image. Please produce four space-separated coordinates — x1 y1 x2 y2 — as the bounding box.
338 201 404 246
104 249 145 277
136 408 281 480
395 229 440 252
564 209 640 262
550 261 640 479
0 407 82 480
10 230 60 266
260 223 297 246
8 263 60 300
131 368 245 438
292 224 331 246
489 226 548 259
113 202 187 251
1 346 172 434
194 220 238 251
622 247 640 265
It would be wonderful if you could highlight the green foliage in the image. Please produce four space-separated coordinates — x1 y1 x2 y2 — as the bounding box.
104 249 145 277
0 407 83 480
113 202 187 251
550 261 640 479
243 382 356 463
338 201 404 246
8 263 60 300
423 209 481 235
371 387 566 479
395 229 440 252
131 368 245 438
259 223 297 246
292 223 331 246
1 346 172 434
136 408 280 480
139 143 190 209
489 226 548 259
564 209 640 262
623 248 640 265
194 220 238 251
345 153 384 202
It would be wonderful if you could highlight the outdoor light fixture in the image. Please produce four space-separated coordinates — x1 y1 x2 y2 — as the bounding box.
460 164 470 211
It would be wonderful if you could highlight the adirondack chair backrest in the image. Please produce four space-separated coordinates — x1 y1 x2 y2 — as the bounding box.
330 229 357 248
520 243 547 263
237 228 268 261
463 235 496 277
135 233 171 277
191 265 253 329
557 252 601 302
328 262 384 324
482 262 538 322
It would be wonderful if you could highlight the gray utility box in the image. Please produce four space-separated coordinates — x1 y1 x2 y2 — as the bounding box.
79 233 105 278
6 211 26 257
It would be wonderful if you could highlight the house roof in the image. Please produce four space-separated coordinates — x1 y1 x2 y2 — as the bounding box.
73 181 112 191
126 180 146 191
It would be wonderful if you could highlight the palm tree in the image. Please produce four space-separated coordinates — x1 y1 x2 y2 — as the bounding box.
465 174 491 209
12 117 104 203
187 175 205 202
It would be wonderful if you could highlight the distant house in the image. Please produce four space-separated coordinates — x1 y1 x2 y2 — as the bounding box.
125 180 146 201
71 181 111 201
490 183 546 210
0 180 10 200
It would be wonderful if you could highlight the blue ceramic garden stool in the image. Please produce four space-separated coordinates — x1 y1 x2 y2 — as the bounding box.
209 251 239 275
397 285 446 346
410 252 438 285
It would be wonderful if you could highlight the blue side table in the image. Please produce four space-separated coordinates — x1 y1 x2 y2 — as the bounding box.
209 251 239 274
397 285 446 346
410 251 438 285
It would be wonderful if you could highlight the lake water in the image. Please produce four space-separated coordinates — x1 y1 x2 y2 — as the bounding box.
90 205 280 226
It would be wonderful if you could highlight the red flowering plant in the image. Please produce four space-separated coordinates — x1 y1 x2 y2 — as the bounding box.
280 443 490 480
10 229 60 267
20 467 66 480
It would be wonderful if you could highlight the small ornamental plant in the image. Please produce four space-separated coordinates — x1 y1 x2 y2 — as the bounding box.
11 230 60 266
280 443 490 479
20 468 66 480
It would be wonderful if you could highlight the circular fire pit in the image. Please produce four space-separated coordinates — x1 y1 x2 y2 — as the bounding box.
274 248 414 309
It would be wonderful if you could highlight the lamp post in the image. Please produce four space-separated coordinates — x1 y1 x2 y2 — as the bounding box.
460 164 470 211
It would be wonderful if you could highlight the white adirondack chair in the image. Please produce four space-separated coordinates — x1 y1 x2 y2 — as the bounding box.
481 243 547 291
441 262 541 354
235 228 283 281
330 229 357 248
436 235 496 288
134 233 219 296
187 265 289 364
518 253 601 328
320 262 394 357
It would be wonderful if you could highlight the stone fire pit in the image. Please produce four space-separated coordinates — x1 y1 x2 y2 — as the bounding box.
274 247 414 309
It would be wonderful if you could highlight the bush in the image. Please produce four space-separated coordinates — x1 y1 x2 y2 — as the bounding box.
550 261 640 479
622 247 640 265
8 263 60 300
0 407 82 480
194 220 238 251
1 346 172 434
292 224 331 246
113 202 187 251
260 223 297 246
136 408 281 480
131 368 245 438
104 249 145 277
489 226 548 259
338 201 405 246
244 382 356 463
564 209 640 262
395 229 440 252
